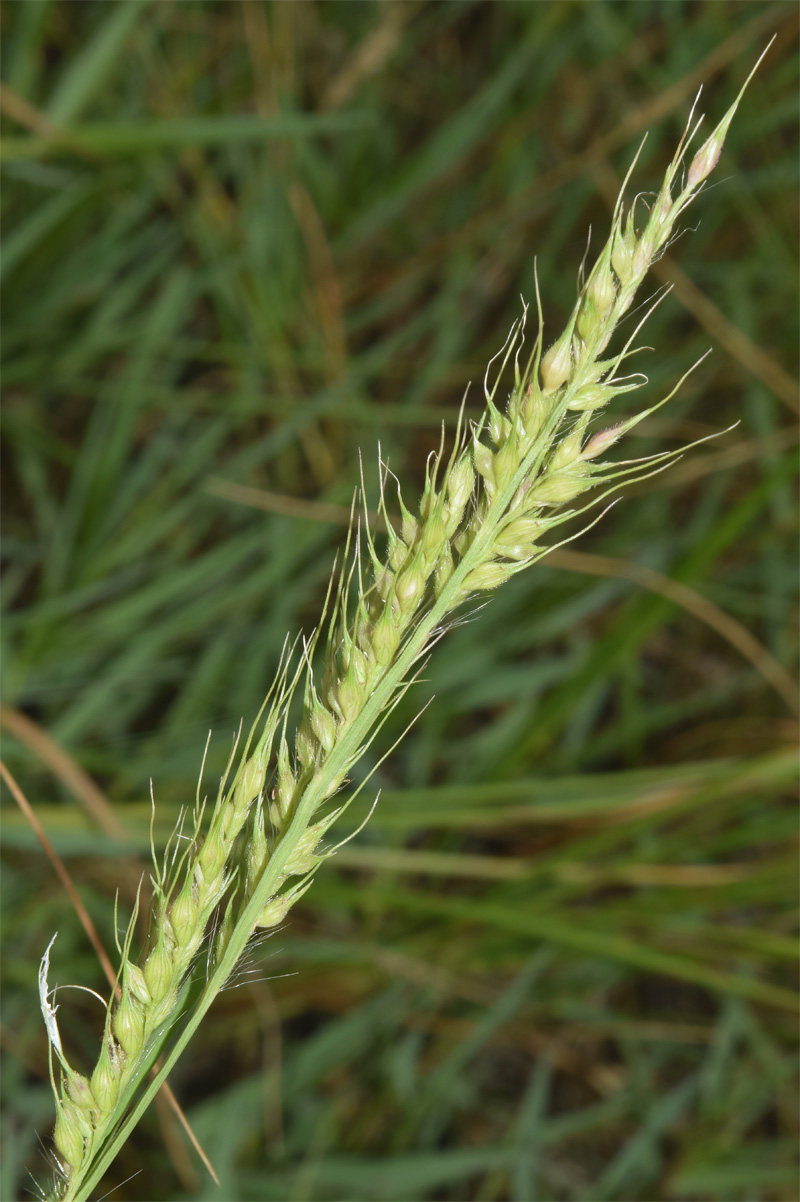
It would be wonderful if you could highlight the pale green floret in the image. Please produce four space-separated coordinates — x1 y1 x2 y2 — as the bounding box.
255 879 313 930
236 758 267 805
64 1072 95 1113
245 806 269 889
575 297 601 343
282 811 338 876
89 1045 120 1113
566 383 614 413
310 705 337 754
142 940 172 1004
587 259 617 317
395 562 427 611
434 541 456 595
610 220 636 285
472 439 496 490
548 429 584 473
336 671 364 722
168 885 199 948
372 605 402 665
197 829 227 877
539 326 573 392
581 423 626 461
54 1100 87 1170
111 988 145 1057
124 963 151 1007
461 561 513 592
501 515 544 545
686 133 723 189
446 454 476 519
493 438 522 492
528 472 588 506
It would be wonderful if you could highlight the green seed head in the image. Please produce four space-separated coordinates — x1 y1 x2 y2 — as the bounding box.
168 886 199 948
472 440 496 489
282 825 322 877
387 536 408 572
549 429 584 473
401 512 419 548
65 1070 95 1116
489 408 512 447
576 295 600 343
336 671 363 723
421 511 448 563
528 471 587 506
124 962 151 1007
500 515 543 545
143 940 173 1005
580 422 625 460
310 705 337 755
631 237 651 281
433 542 455 597
610 223 636 285
565 383 613 413
273 739 297 819
395 562 427 613
254 890 296 930
492 439 521 493
588 262 617 316
295 717 317 769
520 378 548 440
494 538 535 562
372 608 401 665
198 830 227 878
236 757 266 808
540 329 573 393
446 454 475 522
255 879 313 930
375 565 395 600
462 561 512 592
90 1044 121 1112
246 808 269 887
112 990 145 1057
53 1099 87 1170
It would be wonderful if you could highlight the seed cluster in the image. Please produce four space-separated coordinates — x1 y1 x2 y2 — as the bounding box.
42 70 760 1201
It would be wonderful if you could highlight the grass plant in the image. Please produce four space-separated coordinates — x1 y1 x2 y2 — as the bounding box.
2 5 797 1202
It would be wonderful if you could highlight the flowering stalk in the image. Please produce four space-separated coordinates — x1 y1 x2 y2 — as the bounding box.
40 49 770 1202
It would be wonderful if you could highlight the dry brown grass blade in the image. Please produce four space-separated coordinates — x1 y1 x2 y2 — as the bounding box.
206 476 361 527
0 81 101 162
319 0 413 112
0 80 59 137
0 704 128 841
548 548 798 714
288 180 348 382
206 481 797 712
0 760 220 1189
555 860 757 887
1 759 119 987
335 846 759 887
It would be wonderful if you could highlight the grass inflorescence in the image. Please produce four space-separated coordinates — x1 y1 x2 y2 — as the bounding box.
34 52 777 1202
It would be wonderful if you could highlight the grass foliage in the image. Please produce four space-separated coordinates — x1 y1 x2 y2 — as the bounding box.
2 2 797 1200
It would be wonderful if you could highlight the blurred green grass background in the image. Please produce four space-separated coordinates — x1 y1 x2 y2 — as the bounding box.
1 2 797 1200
